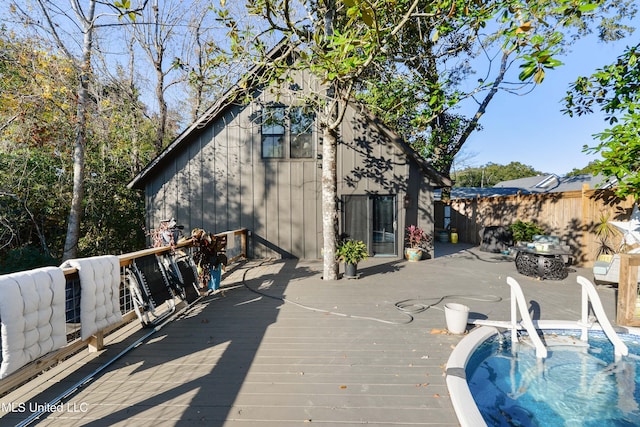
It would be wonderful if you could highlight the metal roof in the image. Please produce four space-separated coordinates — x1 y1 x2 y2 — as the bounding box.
494 173 616 193
434 187 529 201
436 173 617 201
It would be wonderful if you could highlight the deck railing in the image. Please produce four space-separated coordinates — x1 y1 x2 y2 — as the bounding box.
0 228 248 397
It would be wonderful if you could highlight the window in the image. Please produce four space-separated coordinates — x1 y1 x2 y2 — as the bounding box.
290 107 314 158
261 106 285 158
261 105 314 159
444 205 451 230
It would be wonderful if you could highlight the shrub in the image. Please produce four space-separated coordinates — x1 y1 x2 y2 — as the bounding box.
0 246 58 274
336 239 368 265
509 220 545 242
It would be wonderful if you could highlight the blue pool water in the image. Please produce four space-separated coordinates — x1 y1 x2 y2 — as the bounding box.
467 331 640 426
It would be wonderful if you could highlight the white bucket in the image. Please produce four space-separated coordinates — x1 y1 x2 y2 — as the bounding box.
444 303 470 334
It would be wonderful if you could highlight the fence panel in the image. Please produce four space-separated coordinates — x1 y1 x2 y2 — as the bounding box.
445 188 635 267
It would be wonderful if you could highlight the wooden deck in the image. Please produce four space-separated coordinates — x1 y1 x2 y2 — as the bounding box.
1 244 615 426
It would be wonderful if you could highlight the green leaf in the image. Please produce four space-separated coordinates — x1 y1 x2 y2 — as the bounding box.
518 64 536 81
545 58 563 68
578 3 598 13
360 3 374 27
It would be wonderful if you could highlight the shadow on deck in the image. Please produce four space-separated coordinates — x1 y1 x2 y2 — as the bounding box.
1 244 610 426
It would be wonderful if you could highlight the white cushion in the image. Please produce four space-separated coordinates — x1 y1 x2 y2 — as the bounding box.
61 256 122 341
593 261 611 276
0 267 66 379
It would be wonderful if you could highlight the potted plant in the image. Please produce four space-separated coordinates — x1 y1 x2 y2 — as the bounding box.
594 212 620 259
509 220 545 244
405 225 432 261
336 239 368 278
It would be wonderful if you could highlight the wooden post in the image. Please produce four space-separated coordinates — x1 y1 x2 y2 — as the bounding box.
581 184 590 265
87 331 105 352
241 229 248 258
617 253 640 326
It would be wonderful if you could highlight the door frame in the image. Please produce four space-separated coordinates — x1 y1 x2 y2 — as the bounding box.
341 194 397 256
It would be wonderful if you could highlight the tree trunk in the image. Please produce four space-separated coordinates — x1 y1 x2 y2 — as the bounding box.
320 0 339 280
153 1 167 152
155 63 166 151
321 125 339 280
62 1 95 261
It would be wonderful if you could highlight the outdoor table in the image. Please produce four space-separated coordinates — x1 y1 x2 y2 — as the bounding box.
512 244 571 280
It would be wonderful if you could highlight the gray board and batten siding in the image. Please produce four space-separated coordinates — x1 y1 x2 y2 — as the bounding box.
130 65 447 260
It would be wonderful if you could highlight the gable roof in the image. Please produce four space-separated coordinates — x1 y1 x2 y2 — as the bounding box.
128 41 294 190
128 42 450 190
353 103 451 187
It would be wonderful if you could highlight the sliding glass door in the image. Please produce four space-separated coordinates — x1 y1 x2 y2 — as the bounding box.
342 195 397 256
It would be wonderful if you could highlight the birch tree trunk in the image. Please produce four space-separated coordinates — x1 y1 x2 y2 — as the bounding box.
131 0 185 153
321 125 339 280
62 0 96 261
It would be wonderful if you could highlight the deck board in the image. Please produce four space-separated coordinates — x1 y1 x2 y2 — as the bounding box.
1 244 614 426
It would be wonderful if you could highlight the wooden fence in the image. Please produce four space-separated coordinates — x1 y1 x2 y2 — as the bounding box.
442 186 635 267
618 253 640 326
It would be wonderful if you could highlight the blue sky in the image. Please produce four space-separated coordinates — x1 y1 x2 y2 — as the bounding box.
458 34 635 176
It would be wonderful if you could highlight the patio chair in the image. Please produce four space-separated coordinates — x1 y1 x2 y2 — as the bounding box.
593 253 640 285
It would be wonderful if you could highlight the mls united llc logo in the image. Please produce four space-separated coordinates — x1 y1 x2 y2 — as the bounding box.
2 402 89 413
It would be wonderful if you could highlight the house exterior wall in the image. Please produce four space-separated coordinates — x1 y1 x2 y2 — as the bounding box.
336 106 436 257
142 70 437 259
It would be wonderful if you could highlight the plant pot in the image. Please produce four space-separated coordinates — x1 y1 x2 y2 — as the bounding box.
404 247 423 262
344 262 358 278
